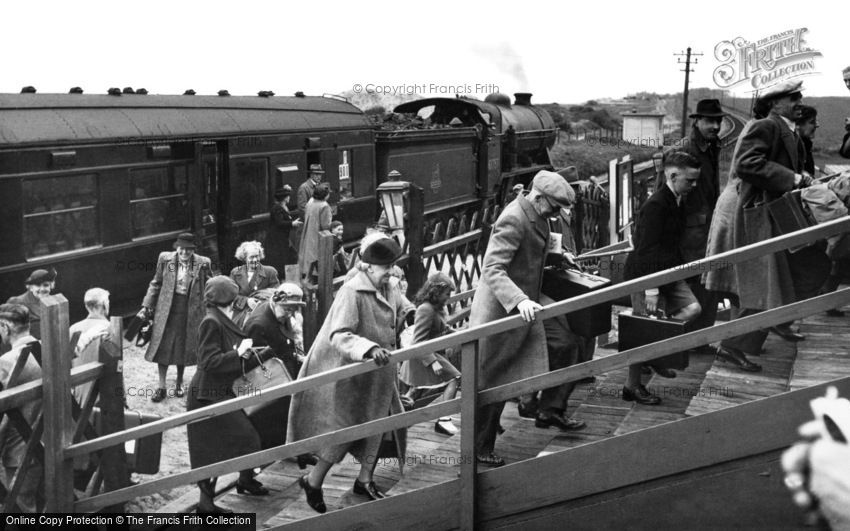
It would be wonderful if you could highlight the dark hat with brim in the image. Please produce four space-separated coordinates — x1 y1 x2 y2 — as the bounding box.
25 269 54 285
274 185 293 200
690 99 727 118
173 232 197 249
361 238 402 265
204 275 239 305
308 163 325 174
272 282 306 307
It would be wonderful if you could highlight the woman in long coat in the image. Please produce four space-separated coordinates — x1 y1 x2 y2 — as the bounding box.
288 235 413 513
140 233 210 402
298 184 332 284
187 276 278 513
265 186 301 277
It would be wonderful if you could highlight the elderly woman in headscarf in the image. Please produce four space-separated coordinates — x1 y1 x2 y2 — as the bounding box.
288 234 414 514
186 276 281 513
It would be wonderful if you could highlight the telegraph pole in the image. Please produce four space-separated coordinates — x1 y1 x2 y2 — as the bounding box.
675 47 703 137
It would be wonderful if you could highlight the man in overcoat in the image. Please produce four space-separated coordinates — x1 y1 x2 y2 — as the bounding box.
469 170 574 467
717 80 828 364
681 99 725 333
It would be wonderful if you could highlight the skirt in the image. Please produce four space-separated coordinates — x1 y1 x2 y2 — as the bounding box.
148 293 194 366
186 374 262 469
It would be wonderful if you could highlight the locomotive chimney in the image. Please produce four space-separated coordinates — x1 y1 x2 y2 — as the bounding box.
514 92 532 106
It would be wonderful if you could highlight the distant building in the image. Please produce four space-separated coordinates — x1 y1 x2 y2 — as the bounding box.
620 109 665 148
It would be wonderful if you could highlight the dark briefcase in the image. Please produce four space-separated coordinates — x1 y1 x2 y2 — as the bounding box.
93 408 163 474
542 267 612 337
618 313 689 371
767 189 815 252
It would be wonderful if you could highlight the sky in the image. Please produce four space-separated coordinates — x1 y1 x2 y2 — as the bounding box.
3 0 848 105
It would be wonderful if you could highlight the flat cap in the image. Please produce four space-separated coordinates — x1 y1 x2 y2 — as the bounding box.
272 282 305 307
25 269 55 285
531 170 575 207
758 79 803 101
361 237 402 265
204 275 239 306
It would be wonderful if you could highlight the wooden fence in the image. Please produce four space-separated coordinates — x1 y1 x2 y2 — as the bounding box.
8 216 842 523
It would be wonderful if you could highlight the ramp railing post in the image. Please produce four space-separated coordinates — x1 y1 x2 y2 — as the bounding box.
459 340 479 530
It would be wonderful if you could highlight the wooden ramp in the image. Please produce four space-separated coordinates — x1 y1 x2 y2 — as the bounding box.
157 299 850 529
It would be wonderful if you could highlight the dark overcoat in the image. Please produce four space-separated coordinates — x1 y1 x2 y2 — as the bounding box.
287 271 413 469
625 185 686 281
186 306 271 468
468 195 548 390
6 291 44 340
682 126 721 263
229 264 280 296
142 251 210 364
243 301 301 378
723 114 800 309
266 202 299 268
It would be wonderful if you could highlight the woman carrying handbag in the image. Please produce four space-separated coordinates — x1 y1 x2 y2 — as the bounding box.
186 276 279 514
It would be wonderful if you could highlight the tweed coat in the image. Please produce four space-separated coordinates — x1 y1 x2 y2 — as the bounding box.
297 198 332 278
468 195 548 390
287 271 413 468
229 264 280 296
141 251 211 364
705 114 799 309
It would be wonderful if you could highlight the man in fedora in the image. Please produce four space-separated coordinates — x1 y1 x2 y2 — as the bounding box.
469 170 579 467
297 164 325 212
680 99 726 335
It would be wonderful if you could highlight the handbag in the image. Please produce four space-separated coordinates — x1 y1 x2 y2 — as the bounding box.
232 347 293 415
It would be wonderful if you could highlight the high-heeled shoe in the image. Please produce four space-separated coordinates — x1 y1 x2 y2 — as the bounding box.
353 479 387 500
236 477 269 496
622 385 661 405
299 475 326 513
196 479 233 514
151 388 167 403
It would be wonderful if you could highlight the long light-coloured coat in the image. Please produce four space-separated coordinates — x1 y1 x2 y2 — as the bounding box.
469 195 548 390
704 114 798 309
287 271 413 468
297 198 332 278
141 251 210 364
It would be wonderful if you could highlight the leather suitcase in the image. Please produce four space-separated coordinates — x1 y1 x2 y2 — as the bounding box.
618 312 689 370
93 408 163 474
542 267 612 337
767 189 815 253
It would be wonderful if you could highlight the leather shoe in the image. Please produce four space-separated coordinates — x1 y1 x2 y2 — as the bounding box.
151 388 167 403
826 308 845 317
476 453 505 467
622 385 661 405
517 402 538 419
236 477 269 496
650 366 677 379
715 346 762 372
299 475 326 513
353 479 387 500
769 325 805 342
297 454 318 469
535 412 586 431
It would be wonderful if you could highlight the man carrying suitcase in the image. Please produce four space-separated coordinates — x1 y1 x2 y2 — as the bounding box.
623 151 704 405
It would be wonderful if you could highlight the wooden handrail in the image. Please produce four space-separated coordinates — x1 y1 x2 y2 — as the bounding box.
66 217 850 458
0 362 103 413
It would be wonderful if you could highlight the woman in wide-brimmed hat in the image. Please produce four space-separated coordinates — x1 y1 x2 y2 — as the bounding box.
138 232 211 402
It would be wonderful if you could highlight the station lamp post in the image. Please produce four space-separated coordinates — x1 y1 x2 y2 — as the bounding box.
377 180 409 230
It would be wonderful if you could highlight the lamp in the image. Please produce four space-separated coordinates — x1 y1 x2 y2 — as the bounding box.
377 180 409 230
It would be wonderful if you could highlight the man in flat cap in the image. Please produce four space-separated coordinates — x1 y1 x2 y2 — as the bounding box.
468 170 574 467
297 164 325 212
6 268 57 342
679 99 726 336
717 80 829 369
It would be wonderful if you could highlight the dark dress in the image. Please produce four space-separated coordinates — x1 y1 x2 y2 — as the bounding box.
186 306 270 468
266 203 299 270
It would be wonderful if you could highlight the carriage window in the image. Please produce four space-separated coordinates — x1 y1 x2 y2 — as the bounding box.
130 166 190 238
23 174 100 258
339 150 353 201
232 159 269 220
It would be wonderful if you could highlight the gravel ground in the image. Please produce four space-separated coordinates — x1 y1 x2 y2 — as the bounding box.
120 340 196 513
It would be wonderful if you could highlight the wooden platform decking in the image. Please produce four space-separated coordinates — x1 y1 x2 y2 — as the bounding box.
158 301 850 528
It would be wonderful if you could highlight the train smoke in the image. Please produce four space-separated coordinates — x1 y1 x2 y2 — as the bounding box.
473 42 529 92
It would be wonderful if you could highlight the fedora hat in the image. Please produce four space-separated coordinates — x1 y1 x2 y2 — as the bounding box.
173 232 197 249
690 99 726 118
308 163 325 174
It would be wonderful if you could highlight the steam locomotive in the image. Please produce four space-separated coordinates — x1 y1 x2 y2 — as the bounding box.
0 89 557 318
